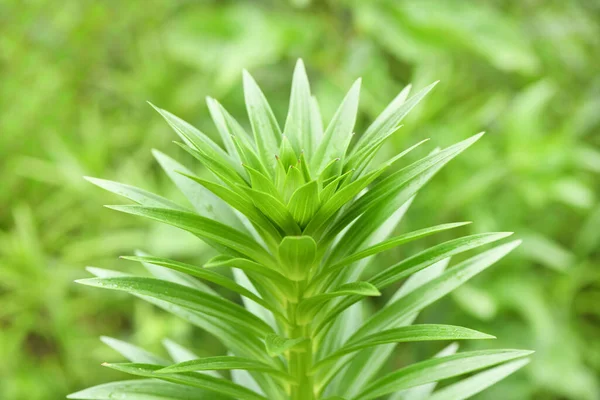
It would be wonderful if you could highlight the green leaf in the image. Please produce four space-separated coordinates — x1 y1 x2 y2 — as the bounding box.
152 150 242 225
76 276 273 338
231 268 279 330
206 96 244 167
204 255 291 289
162 339 199 363
100 336 169 365
354 82 437 152
243 70 281 175
150 104 246 180
207 98 268 175
149 103 228 158
121 255 282 317
244 164 280 198
278 235 317 281
176 172 282 245
323 259 450 398
299 152 312 182
427 359 531 400
175 142 248 190
326 222 471 274
105 205 275 267
312 325 494 373
353 349 533 400
239 187 301 235
314 234 514 336
319 169 353 204
344 125 405 176
287 180 320 227
297 282 380 323
309 96 323 152
84 177 187 211
370 232 514 289
103 363 268 400
351 240 521 340
282 164 305 202
278 134 298 168
330 133 484 238
304 167 386 238
284 59 312 154
85 269 270 362
312 78 361 174
265 334 309 357
135 250 216 294
156 356 294 382
67 379 223 400
389 343 460 400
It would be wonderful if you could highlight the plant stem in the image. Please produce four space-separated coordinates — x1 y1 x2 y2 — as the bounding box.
287 281 314 400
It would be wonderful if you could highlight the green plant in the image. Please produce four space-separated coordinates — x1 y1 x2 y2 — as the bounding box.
69 60 531 400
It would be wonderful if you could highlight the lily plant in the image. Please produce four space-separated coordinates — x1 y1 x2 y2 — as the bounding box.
70 60 531 400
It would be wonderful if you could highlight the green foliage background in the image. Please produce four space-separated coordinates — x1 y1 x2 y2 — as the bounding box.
1 0 598 399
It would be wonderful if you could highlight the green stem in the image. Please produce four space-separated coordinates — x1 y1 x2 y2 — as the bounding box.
287 281 314 400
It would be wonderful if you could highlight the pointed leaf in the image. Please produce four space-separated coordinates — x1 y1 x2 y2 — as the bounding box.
105 205 275 267
76 276 273 338
354 350 533 400
85 269 269 362
284 59 312 154
156 356 294 382
265 334 309 357
355 82 436 151
103 363 267 400
312 325 493 373
427 359 531 400
326 222 471 274
351 240 521 341
121 255 281 316
85 177 187 211
287 180 320 227
278 235 317 281
100 336 169 365
312 79 361 173
243 70 281 175
177 172 282 244
67 379 223 400
297 282 379 323
239 187 301 235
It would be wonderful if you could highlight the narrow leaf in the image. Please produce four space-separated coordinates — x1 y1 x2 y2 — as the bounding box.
105 205 275 267
67 379 223 400
76 277 273 338
100 336 169 365
103 363 267 400
284 59 312 154
312 79 361 173
85 177 187 211
156 356 294 382
354 349 533 400
312 325 494 373
121 255 281 316
287 180 320 227
354 82 436 151
265 334 309 357
243 70 281 175
278 235 317 281
427 358 531 400
351 240 521 340
297 282 380 323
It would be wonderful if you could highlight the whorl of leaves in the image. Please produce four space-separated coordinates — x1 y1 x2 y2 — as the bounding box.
71 60 531 400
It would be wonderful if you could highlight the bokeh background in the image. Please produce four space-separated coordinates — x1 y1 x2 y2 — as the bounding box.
1 0 599 399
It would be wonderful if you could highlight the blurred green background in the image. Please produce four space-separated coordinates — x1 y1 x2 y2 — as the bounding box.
1 0 599 399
